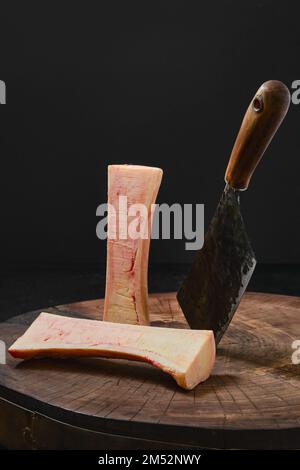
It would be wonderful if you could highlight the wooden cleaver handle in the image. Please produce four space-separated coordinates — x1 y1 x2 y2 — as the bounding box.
225 80 290 190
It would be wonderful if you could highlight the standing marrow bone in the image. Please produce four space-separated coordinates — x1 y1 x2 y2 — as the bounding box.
104 165 163 325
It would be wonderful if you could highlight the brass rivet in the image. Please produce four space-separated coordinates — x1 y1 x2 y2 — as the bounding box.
253 95 264 113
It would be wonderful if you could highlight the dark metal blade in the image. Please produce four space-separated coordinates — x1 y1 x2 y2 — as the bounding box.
177 185 256 344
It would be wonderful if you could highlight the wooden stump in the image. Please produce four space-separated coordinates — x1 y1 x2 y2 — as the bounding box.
0 292 300 449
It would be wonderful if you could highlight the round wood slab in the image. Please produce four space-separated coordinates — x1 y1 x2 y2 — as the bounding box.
0 292 300 449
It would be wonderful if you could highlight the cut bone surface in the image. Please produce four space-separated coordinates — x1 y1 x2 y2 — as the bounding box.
104 165 163 325
8 312 215 390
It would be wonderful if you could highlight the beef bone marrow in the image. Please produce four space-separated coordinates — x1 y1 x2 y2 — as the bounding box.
104 165 163 325
9 312 215 390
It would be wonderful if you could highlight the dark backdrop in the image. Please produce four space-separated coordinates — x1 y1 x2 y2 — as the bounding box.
1 0 299 268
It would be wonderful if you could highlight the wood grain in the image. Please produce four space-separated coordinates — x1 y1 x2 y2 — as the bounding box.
0 291 300 449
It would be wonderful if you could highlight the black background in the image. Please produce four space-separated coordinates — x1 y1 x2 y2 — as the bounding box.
1 0 299 268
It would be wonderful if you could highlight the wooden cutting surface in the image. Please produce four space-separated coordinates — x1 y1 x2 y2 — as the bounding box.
0 291 300 449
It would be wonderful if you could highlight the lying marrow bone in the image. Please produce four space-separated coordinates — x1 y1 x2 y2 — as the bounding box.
9 312 215 390
104 165 163 325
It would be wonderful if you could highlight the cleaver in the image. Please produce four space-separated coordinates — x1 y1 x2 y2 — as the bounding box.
177 80 290 344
